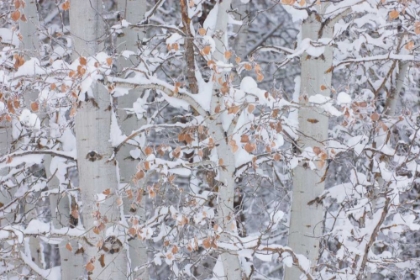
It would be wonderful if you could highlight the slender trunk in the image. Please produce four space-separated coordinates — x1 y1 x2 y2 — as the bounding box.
19 0 40 57
285 8 333 279
116 0 149 279
210 1 242 279
70 0 126 278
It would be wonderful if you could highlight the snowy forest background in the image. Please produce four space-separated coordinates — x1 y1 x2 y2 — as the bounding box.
1 0 420 279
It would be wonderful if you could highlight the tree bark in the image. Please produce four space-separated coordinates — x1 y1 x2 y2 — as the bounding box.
116 0 149 279
210 1 242 279
70 0 126 278
285 7 333 279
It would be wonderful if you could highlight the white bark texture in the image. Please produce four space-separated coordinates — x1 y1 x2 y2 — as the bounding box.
210 1 242 279
19 0 40 57
116 0 149 279
70 0 126 279
285 9 333 279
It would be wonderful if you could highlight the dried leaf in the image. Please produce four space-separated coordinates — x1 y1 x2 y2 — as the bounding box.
99 254 105 268
61 1 70 10
219 158 224 165
247 104 255 113
145 146 153 155
102 189 111 196
257 73 264 82
65 243 72 252
281 0 295 5
313 146 322 155
11 10 20 21
235 57 241 64
307 118 319 124
405 41 415 51
244 143 256 153
240 135 249 143
203 237 211 249
273 153 281 161
202 45 211 55
20 14 27 22
198 28 206 36
320 85 327 91
86 262 95 272
370 112 380 121
389 10 399 20
215 105 221 113
106 57 112 66
415 22 420 35
144 161 150 170
116 197 123 206
244 63 252 70
14 0 21 9
224 51 232 60
172 245 179 254
172 146 182 158
79 56 87 65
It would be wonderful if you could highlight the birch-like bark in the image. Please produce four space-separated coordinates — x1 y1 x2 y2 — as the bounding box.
285 8 333 279
209 1 242 279
116 0 149 279
19 0 40 57
70 0 126 278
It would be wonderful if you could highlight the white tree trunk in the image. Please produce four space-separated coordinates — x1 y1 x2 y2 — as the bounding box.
210 1 242 279
116 0 149 279
19 0 40 57
70 0 126 278
285 8 333 280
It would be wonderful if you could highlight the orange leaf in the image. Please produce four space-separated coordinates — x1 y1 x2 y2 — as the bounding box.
405 41 415 51
215 105 221 113
313 146 321 155
86 262 94 272
102 189 111 196
415 22 420 35
244 63 252 70
224 51 232 60
202 45 211 55
198 28 206 36
106 57 112 66
281 0 296 5
320 85 327 90
244 143 256 153
99 254 105 268
14 0 21 9
203 237 211 249
257 73 264 82
370 112 380 121
79 56 87 65
273 153 281 161
145 146 153 155
219 158 224 165
247 104 255 113
65 243 72 252
144 161 150 170
30 102 39 112
235 57 241 64
11 10 20 21
240 135 249 143
389 10 399 20
61 1 70 11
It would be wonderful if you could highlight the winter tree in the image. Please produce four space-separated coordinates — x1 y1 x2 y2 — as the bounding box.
0 0 420 279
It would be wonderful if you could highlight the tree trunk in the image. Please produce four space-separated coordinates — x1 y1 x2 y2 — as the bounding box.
285 8 333 279
116 0 149 279
70 0 126 278
210 1 242 279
